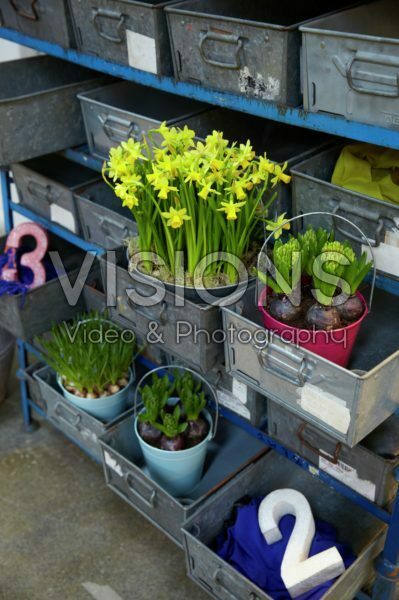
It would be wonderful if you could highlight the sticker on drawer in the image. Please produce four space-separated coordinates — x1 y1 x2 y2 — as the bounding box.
217 386 250 420
297 384 351 434
362 227 399 278
126 31 157 74
319 453 376 502
103 451 123 477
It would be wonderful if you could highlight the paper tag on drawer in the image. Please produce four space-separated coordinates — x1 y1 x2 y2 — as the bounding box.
297 383 350 434
319 453 376 501
126 31 157 74
362 227 399 278
50 204 76 233
104 451 123 477
217 386 250 420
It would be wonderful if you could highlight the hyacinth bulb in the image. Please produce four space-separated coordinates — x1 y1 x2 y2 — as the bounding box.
269 295 302 323
336 295 364 322
306 303 342 331
138 421 162 446
160 434 185 451
186 418 208 442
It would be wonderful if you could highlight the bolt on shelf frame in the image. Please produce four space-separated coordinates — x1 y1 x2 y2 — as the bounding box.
1 25 399 600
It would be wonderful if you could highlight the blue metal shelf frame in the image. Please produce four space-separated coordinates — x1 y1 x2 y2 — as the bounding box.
1 26 399 151
1 24 399 600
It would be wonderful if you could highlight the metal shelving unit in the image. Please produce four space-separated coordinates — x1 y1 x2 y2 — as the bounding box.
1 24 399 600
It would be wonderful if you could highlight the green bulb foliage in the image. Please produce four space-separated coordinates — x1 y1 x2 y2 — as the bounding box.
312 241 356 306
264 237 302 295
154 405 188 439
343 251 373 295
298 227 335 276
37 311 136 394
139 373 173 424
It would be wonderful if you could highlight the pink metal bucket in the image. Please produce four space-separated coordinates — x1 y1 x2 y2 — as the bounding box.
258 288 369 368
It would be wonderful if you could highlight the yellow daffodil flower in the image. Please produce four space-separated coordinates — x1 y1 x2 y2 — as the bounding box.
161 206 191 228
271 162 291 186
265 213 291 239
198 181 220 200
258 155 275 177
217 200 246 221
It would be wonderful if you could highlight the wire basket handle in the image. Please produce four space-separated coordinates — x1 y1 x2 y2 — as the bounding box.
258 210 376 310
134 365 219 439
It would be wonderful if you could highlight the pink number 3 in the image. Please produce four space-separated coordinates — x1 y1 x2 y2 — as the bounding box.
4 223 49 289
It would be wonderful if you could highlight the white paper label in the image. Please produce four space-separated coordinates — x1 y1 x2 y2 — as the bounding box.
126 30 157 74
104 451 123 477
50 204 76 233
232 378 248 405
319 453 376 501
217 387 251 420
297 384 351 434
362 227 399 278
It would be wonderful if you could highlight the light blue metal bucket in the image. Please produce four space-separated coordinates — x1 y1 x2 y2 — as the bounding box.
134 365 219 497
57 367 134 421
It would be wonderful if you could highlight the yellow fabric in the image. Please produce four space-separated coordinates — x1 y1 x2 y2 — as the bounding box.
331 143 399 205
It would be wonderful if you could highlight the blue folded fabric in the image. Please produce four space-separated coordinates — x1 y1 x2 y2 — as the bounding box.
215 497 355 600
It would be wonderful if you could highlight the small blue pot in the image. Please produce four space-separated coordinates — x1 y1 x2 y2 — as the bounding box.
135 407 213 497
58 368 134 421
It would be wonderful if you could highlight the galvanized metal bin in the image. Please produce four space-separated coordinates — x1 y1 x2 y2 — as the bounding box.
99 247 246 373
32 364 135 462
291 144 399 280
78 80 208 160
76 180 138 249
99 411 267 546
0 234 87 339
83 278 107 314
23 361 47 412
182 451 385 600
301 0 399 127
268 402 399 507
69 0 176 75
166 0 358 106
12 154 100 235
0 55 108 166
0 0 76 47
222 284 399 448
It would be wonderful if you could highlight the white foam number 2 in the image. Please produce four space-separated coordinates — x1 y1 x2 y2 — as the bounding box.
258 489 345 598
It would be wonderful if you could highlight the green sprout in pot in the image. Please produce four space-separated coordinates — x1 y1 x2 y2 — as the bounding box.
298 227 334 279
180 388 208 446
336 251 373 321
261 237 303 323
37 311 136 399
154 405 188 451
138 374 172 446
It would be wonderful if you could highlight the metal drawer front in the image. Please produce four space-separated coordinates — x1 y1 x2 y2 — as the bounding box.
291 145 399 281
99 413 266 546
222 285 399 447
69 0 175 75
302 0 399 127
268 402 399 507
183 451 385 600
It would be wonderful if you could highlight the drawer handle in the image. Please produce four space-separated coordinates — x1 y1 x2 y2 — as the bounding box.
54 402 81 428
92 7 126 44
199 31 243 70
346 50 399 98
213 568 259 599
126 297 168 327
253 339 308 387
98 215 130 245
332 203 384 248
9 0 38 20
124 471 156 508
27 179 57 205
99 113 140 143
296 423 342 465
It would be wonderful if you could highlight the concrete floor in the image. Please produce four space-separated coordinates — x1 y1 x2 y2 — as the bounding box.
0 365 207 600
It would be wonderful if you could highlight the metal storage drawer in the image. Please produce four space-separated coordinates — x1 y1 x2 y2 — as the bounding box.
24 362 46 412
83 278 107 314
99 247 244 373
69 0 177 75
0 234 87 339
76 180 138 249
222 285 399 448
78 80 208 160
268 402 399 507
0 55 108 166
301 0 399 127
12 154 100 235
99 412 267 546
0 0 75 47
291 145 399 281
166 0 358 106
182 451 385 600
32 364 135 463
